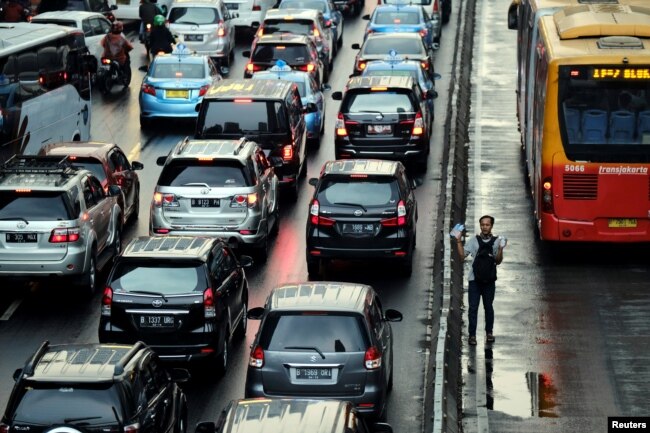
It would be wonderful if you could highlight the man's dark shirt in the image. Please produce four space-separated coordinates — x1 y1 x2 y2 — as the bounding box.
149 26 175 54
139 1 157 24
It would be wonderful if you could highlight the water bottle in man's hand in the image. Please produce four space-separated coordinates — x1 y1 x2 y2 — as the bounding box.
450 223 464 240
498 236 507 248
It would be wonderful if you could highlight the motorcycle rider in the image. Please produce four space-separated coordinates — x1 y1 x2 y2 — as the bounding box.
149 14 176 57
138 0 158 42
100 21 134 85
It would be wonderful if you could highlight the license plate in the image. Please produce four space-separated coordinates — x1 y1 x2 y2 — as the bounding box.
225 2 238 9
342 223 375 234
295 367 332 380
191 198 220 207
6 233 37 243
139 315 174 328
368 124 392 134
608 218 637 228
184 34 203 42
166 89 189 99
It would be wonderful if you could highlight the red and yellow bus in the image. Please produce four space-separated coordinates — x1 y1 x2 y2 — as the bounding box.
524 4 650 241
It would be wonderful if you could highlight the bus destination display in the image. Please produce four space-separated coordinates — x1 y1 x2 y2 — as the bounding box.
564 66 650 80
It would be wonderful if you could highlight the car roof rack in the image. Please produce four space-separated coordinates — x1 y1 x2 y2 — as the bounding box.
233 137 250 155
0 155 79 177
113 341 146 375
22 340 50 377
176 136 192 155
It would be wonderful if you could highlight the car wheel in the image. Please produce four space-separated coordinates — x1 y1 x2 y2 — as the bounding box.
174 413 187 433
270 206 280 236
140 115 152 130
400 249 413 277
387 350 394 392
78 252 98 297
254 225 269 264
235 300 247 340
113 225 122 259
129 190 140 224
337 31 343 48
216 329 230 374
307 257 320 278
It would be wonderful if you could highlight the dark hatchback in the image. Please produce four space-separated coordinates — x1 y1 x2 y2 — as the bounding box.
305 159 417 277
332 75 433 170
99 236 252 373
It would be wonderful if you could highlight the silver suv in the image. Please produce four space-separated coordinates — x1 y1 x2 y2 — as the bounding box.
167 0 238 73
150 137 280 262
0 156 123 295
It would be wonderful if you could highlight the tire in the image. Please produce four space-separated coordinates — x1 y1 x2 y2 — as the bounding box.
174 411 187 433
387 350 394 392
235 300 247 340
128 189 140 224
140 115 152 130
216 329 230 374
337 31 343 49
113 225 122 259
270 206 280 236
254 226 269 264
78 252 98 297
400 251 413 277
307 257 320 278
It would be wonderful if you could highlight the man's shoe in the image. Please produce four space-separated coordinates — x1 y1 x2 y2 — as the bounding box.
468 336 477 346
486 333 495 343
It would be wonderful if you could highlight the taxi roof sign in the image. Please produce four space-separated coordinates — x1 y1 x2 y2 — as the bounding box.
269 59 293 72
172 43 191 55
384 50 404 64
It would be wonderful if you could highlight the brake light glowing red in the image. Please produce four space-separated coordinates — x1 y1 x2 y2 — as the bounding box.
336 112 348 136
249 345 264 367
124 423 140 433
412 111 424 136
49 228 80 243
101 287 113 316
142 83 156 96
419 28 428 37
364 346 382 369
381 200 407 227
433 0 439 12
234 98 252 103
356 60 366 71
252 2 261 10
204 288 216 318
282 144 293 161
542 177 553 212
199 85 210 96
309 199 336 226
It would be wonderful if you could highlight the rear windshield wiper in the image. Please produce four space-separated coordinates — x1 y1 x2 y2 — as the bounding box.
182 183 210 188
285 346 325 359
0 217 29 224
127 290 168 302
355 110 384 116
175 21 200 25
64 416 103 423
333 202 367 212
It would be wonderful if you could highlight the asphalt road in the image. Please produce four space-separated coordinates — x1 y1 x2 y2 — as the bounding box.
0 3 461 431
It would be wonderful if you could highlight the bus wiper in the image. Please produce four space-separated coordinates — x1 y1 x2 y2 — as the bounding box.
128 291 168 302
182 183 210 188
333 202 367 212
285 346 325 359
64 416 102 423
0 217 29 224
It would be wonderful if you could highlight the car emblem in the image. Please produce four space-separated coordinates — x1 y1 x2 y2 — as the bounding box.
17 222 27 229
354 209 363 216
375 114 383 120
310 355 317 362
152 299 163 308
200 188 210 195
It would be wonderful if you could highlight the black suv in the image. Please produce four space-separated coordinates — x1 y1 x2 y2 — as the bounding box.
98 236 252 373
332 75 434 170
196 79 314 200
0 341 189 433
196 398 393 433
245 282 403 421
306 159 417 277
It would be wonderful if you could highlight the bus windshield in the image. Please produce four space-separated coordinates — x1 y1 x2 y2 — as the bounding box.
559 65 650 162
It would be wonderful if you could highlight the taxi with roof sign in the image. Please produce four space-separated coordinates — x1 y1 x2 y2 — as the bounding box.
361 53 440 126
362 4 440 49
278 0 344 54
351 33 434 79
138 45 223 129
252 60 329 146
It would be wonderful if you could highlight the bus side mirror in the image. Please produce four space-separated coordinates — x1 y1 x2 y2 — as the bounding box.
507 2 518 30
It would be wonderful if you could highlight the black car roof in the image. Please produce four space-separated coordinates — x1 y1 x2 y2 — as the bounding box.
205 78 296 100
321 159 401 177
345 75 415 91
268 282 373 313
120 236 217 261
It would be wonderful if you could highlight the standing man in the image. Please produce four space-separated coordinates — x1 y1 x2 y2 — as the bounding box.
453 215 506 346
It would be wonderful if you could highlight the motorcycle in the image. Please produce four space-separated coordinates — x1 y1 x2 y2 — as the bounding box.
142 23 153 61
96 56 131 95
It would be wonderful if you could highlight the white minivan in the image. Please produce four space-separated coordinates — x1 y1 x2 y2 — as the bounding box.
221 0 276 31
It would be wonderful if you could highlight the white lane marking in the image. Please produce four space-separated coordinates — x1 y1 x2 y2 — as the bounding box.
0 298 23 321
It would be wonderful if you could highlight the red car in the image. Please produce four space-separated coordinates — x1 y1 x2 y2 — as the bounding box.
39 141 143 225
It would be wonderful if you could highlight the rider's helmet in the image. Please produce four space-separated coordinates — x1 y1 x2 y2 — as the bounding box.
153 14 165 26
111 20 124 34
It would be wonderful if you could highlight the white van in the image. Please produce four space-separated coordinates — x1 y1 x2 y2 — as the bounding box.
221 0 276 30
112 0 173 20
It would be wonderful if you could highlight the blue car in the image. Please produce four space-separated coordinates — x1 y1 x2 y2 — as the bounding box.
362 4 440 49
252 61 327 145
279 0 344 54
138 47 223 129
361 55 440 126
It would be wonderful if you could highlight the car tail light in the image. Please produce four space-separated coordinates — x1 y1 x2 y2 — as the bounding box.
204 288 216 318
1 423 10 433
101 287 113 316
412 111 424 135
124 423 140 433
421 60 429 70
325 19 331 26
252 2 261 10
309 199 336 226
231 193 258 208
49 227 80 243
246 63 263 73
366 28 374 35
101 57 111 65
312 25 320 38
216 21 226 37
335 112 348 136
356 59 366 71
419 28 428 38
153 192 179 208
199 85 210 97
249 345 264 367
433 0 439 13
141 83 156 96
297 63 316 72
282 144 293 161
542 177 553 212
381 200 407 227
364 346 382 369
257 27 264 37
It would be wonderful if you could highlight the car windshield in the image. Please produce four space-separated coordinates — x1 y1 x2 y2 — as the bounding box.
343 91 415 113
262 20 313 37
70 158 107 183
252 44 309 64
168 7 221 25
0 191 73 220
158 160 252 187
374 11 420 25
32 19 77 26
279 0 327 13
150 62 205 79
259 313 369 352
199 100 289 137
317 178 399 207
110 260 206 294
362 38 424 55
12 384 122 426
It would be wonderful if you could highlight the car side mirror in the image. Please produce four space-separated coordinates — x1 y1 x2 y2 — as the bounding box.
432 72 442 80
170 368 191 383
384 309 403 322
232 12 239 18
321 83 331 91
242 50 251 58
331 91 343 100
371 422 394 433
251 21 260 28
308 177 318 186
195 421 216 433
110 4 117 9
108 185 121 196
361 14 370 20
269 156 284 168
351 43 361 50
238 255 254 268
426 90 438 99
247 306 265 320
156 156 167 166
507 2 518 30
13 369 22 382
131 161 144 170
303 102 318 113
